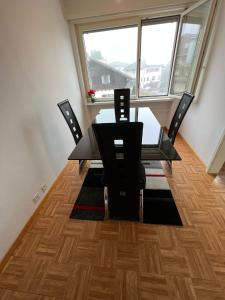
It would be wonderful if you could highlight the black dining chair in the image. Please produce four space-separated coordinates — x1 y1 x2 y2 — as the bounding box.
114 88 130 122
57 100 85 168
168 92 194 144
160 92 194 171
92 122 146 221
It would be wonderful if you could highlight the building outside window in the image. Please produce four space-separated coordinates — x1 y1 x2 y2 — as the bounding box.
101 74 111 85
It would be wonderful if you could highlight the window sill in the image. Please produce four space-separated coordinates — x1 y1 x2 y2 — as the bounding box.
85 96 180 106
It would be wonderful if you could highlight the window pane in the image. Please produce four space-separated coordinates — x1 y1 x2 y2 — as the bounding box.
171 0 211 94
83 26 137 99
139 18 178 97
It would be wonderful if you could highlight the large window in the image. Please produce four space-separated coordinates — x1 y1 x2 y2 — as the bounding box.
83 26 138 99
171 0 213 94
77 0 217 102
140 17 178 97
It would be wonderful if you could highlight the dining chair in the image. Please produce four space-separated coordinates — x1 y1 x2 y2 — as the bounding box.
168 92 194 144
159 92 194 171
114 88 130 122
92 122 146 221
57 100 85 168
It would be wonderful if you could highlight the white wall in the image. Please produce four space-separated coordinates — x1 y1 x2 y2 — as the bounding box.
180 1 225 167
61 0 196 20
0 0 86 260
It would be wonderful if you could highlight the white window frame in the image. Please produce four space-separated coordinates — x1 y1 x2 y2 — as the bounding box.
70 0 218 104
76 18 140 102
169 0 218 97
139 15 180 98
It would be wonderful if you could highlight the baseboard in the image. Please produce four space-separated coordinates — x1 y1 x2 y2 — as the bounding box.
0 162 69 272
178 133 207 168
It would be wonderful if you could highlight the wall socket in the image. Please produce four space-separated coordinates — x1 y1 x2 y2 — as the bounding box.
32 193 40 204
41 184 47 193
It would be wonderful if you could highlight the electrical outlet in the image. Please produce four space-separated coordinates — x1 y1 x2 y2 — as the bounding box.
41 184 47 193
32 193 40 204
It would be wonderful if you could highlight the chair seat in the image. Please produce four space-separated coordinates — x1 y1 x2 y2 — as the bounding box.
103 163 146 189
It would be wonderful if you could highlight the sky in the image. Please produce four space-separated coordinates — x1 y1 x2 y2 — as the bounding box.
83 22 178 66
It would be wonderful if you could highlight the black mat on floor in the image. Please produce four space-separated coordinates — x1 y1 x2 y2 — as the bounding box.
70 168 182 226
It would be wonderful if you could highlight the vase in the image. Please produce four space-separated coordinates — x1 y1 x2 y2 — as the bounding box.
90 94 96 103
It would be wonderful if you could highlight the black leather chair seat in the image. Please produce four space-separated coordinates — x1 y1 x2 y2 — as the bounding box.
102 162 145 189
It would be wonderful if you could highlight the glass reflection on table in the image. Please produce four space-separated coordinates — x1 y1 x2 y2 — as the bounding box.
68 107 181 161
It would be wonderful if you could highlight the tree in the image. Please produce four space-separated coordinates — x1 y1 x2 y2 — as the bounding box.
90 50 104 60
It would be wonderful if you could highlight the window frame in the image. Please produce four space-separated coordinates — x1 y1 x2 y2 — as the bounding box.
73 0 218 104
169 0 218 96
139 15 180 98
77 18 140 101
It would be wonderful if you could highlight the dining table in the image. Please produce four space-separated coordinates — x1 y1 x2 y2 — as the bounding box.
68 107 181 162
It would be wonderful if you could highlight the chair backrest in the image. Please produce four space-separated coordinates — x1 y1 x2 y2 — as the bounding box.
168 92 194 144
114 88 130 122
92 122 143 220
57 100 82 145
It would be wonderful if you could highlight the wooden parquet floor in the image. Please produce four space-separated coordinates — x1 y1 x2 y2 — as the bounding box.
1 136 225 299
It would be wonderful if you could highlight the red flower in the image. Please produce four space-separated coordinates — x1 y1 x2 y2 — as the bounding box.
88 89 96 95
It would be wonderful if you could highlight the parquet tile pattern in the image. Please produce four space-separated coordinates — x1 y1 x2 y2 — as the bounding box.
1 135 225 299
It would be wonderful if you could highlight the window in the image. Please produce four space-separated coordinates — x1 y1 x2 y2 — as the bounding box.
77 0 217 101
140 16 178 97
171 0 213 94
83 26 137 99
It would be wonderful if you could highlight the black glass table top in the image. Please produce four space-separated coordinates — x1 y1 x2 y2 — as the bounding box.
68 107 181 161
